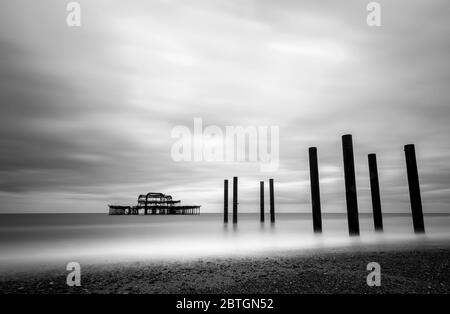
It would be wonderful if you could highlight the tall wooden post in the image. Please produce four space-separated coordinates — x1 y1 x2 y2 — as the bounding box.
368 154 383 231
269 179 275 223
342 134 360 236
260 181 265 223
233 176 238 224
404 144 425 233
309 147 322 233
224 179 228 223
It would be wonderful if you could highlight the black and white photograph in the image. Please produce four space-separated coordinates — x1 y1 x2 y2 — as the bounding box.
0 0 449 309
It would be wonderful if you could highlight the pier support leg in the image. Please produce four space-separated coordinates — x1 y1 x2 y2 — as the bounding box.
233 176 238 224
260 181 265 223
269 179 275 223
309 147 322 233
368 154 383 232
342 134 360 236
404 144 425 233
224 179 228 223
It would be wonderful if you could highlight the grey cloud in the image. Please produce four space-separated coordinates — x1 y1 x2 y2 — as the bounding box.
0 0 449 213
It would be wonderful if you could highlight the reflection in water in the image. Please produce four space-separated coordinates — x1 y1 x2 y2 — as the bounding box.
0 213 449 271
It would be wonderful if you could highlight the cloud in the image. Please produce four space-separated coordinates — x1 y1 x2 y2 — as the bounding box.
0 0 449 213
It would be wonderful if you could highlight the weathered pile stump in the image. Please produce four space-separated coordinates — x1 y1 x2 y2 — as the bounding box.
309 147 322 233
342 134 360 236
233 176 238 224
269 178 275 223
368 153 383 231
404 144 425 233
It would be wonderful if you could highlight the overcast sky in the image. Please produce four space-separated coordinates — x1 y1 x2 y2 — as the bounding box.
0 0 449 213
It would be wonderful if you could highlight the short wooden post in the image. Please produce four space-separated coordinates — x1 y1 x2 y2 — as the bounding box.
309 147 322 233
260 181 265 223
342 134 360 236
368 154 383 231
224 179 228 223
269 178 275 223
233 176 238 224
404 144 425 233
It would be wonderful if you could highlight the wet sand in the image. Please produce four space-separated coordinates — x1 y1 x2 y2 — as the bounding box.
1 244 449 294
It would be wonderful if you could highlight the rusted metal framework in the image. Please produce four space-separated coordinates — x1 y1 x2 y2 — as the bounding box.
108 192 200 215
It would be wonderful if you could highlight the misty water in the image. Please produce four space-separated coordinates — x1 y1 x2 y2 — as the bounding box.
1 213 450 272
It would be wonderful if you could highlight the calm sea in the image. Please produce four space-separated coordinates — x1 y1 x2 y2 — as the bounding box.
1 213 450 272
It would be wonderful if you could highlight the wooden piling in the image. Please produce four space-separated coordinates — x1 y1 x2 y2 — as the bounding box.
224 179 228 223
260 181 265 223
308 147 322 233
368 154 383 231
404 144 425 233
342 134 360 236
233 176 238 224
269 179 275 223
